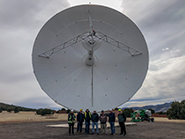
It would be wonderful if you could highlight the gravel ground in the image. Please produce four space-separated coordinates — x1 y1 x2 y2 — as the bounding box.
0 121 185 139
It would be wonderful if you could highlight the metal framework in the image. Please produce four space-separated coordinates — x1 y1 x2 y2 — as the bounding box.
38 31 142 58
38 31 90 58
95 31 142 56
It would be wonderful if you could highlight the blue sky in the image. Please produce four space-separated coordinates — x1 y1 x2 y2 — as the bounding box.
0 0 185 109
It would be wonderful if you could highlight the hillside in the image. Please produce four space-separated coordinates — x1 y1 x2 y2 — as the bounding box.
0 102 36 111
124 102 172 112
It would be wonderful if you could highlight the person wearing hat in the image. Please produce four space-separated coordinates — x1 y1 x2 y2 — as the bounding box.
108 109 115 135
76 109 85 134
118 109 126 136
68 110 76 136
100 110 107 134
84 109 91 134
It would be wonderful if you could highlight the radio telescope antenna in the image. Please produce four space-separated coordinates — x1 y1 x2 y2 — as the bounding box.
32 5 148 112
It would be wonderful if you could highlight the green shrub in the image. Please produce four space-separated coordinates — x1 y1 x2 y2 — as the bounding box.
36 108 54 116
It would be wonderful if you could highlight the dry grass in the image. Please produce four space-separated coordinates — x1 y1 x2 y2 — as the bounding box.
0 111 68 124
1 111 185 124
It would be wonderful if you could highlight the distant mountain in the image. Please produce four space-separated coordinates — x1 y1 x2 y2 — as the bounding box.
123 102 172 112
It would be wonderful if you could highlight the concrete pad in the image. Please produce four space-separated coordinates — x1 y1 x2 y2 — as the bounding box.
46 122 136 128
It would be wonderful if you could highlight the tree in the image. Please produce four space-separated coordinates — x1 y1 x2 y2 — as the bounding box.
0 108 2 113
123 108 134 117
36 108 43 115
61 108 66 111
14 107 19 113
157 111 167 115
148 109 155 114
180 107 185 119
167 100 185 119
66 109 71 114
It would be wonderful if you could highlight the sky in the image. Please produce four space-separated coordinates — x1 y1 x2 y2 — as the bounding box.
0 0 185 109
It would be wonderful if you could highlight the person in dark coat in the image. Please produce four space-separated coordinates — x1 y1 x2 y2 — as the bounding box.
84 109 91 134
118 109 126 136
68 110 76 136
91 110 99 135
108 109 115 135
76 109 85 134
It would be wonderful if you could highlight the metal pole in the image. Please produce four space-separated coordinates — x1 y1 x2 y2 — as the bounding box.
91 49 94 107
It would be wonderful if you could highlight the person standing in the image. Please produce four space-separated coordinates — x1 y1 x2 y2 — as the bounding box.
91 110 99 135
118 109 126 136
108 109 115 135
100 110 107 134
76 109 85 134
68 110 76 136
84 109 91 134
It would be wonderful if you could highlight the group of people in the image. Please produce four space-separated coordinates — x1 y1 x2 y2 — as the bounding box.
68 108 126 136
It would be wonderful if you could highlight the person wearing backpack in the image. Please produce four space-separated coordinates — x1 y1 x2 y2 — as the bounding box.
100 110 107 134
118 109 126 136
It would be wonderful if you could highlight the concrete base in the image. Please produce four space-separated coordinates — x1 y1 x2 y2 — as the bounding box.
46 122 136 128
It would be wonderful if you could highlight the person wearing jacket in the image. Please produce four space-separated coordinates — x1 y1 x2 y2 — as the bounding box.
68 110 76 136
108 109 115 135
76 109 85 134
100 110 107 134
91 110 99 135
84 109 91 134
118 109 126 136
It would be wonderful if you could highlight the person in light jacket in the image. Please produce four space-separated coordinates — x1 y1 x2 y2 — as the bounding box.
100 110 107 134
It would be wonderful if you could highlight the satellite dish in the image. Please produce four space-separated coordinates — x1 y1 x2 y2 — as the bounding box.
32 5 148 112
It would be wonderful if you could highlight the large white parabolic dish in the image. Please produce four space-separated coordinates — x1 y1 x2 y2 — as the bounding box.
32 5 148 112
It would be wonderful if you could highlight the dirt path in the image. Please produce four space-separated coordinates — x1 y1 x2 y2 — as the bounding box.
0 121 185 139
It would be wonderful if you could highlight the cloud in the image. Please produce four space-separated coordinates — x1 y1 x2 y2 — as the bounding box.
120 0 185 107
1 0 185 109
0 0 69 108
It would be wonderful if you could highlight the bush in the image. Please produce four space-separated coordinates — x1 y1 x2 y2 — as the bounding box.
36 108 54 116
7 107 14 112
0 109 2 113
